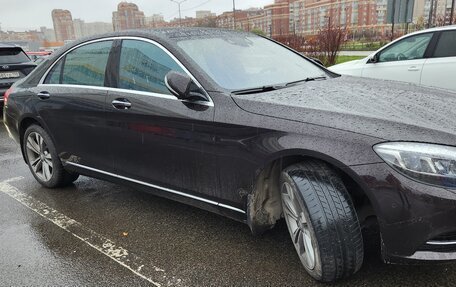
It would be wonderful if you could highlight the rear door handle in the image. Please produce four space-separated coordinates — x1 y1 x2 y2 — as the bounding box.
37 91 50 100
112 98 132 110
408 66 420 72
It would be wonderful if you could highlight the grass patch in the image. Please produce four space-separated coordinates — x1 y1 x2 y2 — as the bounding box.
335 55 365 65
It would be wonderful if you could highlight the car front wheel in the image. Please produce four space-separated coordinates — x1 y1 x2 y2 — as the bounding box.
280 160 363 282
24 124 79 188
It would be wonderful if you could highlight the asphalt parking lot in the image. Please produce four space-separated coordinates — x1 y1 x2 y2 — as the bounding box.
2 115 456 286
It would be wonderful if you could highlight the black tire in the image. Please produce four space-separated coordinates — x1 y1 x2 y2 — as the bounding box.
23 124 79 188
280 160 363 282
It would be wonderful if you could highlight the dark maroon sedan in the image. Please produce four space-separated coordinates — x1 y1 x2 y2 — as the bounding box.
4 28 456 282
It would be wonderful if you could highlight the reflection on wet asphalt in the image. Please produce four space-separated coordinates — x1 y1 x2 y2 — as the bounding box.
1 117 456 286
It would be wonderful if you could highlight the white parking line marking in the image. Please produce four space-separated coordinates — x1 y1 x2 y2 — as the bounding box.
0 177 183 287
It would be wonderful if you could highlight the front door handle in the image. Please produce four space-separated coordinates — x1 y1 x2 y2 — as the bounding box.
112 98 132 110
37 91 50 100
408 66 420 72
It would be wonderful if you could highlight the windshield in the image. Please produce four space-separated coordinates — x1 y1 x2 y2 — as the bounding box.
177 35 327 91
0 48 30 64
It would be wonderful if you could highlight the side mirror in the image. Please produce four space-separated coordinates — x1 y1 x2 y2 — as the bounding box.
367 53 379 64
165 71 192 99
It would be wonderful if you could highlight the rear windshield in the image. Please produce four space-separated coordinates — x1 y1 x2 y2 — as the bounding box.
0 48 30 64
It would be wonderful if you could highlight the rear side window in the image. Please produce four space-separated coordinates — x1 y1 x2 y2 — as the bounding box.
45 60 63 84
118 40 185 94
0 48 30 64
45 41 113 86
433 31 456 58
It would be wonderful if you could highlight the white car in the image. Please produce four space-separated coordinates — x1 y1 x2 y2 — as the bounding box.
330 25 456 92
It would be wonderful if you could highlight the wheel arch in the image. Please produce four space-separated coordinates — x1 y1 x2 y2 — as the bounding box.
247 149 377 235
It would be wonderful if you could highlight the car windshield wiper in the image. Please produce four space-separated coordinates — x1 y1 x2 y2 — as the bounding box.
285 76 327 87
231 76 328 95
231 85 286 95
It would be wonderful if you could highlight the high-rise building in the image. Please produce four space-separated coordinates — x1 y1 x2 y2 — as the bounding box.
196 10 216 19
145 14 166 28
421 0 454 26
112 2 146 31
40 26 56 42
289 0 381 36
73 19 86 39
74 19 113 39
52 9 75 41
265 0 290 37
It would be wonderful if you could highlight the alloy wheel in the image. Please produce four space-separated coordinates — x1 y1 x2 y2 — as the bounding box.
281 181 317 270
26 132 53 182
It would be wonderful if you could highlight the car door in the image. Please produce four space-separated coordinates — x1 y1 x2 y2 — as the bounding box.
34 40 113 171
105 38 218 198
362 33 434 85
421 30 456 92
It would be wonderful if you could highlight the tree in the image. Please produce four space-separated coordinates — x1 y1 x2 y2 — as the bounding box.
196 17 217 28
415 16 426 30
435 14 446 26
302 24 347 66
273 34 306 51
251 28 266 37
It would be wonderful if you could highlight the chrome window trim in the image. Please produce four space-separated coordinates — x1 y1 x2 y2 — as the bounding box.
37 84 213 107
66 161 246 214
38 36 213 107
426 240 456 246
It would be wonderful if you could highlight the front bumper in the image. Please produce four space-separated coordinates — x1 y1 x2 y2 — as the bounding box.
351 163 456 263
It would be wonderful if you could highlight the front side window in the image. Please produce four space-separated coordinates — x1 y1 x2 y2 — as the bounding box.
378 33 433 63
119 40 185 94
176 35 327 90
45 41 112 86
433 30 456 58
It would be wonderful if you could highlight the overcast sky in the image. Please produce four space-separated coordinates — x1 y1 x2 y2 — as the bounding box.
0 0 273 31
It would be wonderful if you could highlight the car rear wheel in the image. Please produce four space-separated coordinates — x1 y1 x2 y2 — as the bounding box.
280 160 363 282
24 125 79 188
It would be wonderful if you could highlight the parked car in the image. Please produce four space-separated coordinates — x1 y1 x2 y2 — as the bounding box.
0 44 36 107
27 51 52 65
5 28 456 282
27 51 52 61
330 25 456 91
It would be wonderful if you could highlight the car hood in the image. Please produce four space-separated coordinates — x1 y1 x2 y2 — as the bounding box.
329 58 366 72
232 76 456 144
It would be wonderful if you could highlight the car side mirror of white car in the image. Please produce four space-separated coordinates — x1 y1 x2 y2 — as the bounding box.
367 53 379 64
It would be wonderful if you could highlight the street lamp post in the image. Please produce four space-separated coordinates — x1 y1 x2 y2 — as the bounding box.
170 0 187 27
324 15 331 31
450 0 455 25
391 0 396 41
233 0 236 29
428 0 434 28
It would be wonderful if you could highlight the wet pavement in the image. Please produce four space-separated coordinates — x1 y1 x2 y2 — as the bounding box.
1 116 456 286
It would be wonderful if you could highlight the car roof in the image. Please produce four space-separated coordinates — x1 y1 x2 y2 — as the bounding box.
71 27 251 48
406 25 456 36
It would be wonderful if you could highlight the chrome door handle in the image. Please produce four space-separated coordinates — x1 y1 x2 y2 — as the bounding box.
408 66 420 71
37 91 50 100
112 99 132 110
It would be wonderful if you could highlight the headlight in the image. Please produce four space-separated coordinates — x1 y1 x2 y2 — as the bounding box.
374 142 456 188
